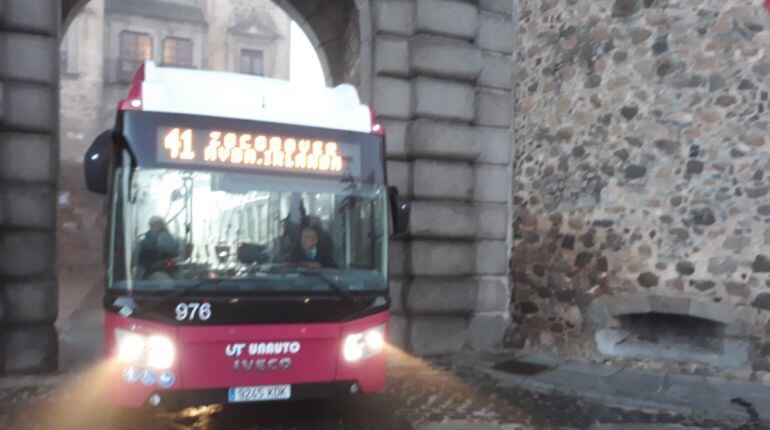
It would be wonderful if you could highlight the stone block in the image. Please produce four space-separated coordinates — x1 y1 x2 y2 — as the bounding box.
407 118 479 161
380 118 408 158
588 298 617 328
474 163 509 203
648 294 691 315
388 238 408 276
476 202 507 239
605 295 651 316
478 52 512 90
475 88 512 128
0 133 55 182
468 312 510 350
0 185 55 229
0 0 59 36
413 159 473 200
373 77 412 120
410 315 467 355
0 231 55 278
415 0 478 40
409 200 477 238
413 77 475 121
405 278 477 314
475 240 508 275
373 0 414 36
410 240 474 276
1 325 58 373
374 35 409 76
3 280 57 324
475 276 510 312
0 33 57 83
480 0 513 16
387 159 411 195
0 82 56 132
477 11 514 54
388 314 408 349
409 34 481 81
389 278 405 313
476 127 512 164
688 299 735 325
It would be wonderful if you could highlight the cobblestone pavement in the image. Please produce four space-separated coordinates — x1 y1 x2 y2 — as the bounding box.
0 353 762 430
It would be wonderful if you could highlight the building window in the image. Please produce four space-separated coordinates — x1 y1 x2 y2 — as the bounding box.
163 37 193 68
118 31 152 82
240 49 264 76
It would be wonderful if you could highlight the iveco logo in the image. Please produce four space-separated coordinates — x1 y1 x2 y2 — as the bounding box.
226 341 300 372
234 357 292 372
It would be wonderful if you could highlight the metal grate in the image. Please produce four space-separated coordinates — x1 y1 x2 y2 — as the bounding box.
492 359 551 376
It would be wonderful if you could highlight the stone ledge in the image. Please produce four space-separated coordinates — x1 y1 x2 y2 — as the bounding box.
0 183 56 230
415 0 478 41
412 159 474 200
0 82 57 133
589 294 754 337
407 118 480 161
413 77 475 122
374 35 409 77
409 200 478 239
409 315 468 355
372 0 414 36
0 33 57 84
405 277 478 314
0 0 59 37
373 77 413 120
1 324 58 373
409 34 481 81
0 133 56 183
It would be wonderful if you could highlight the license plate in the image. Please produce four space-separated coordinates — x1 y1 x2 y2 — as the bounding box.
228 384 291 402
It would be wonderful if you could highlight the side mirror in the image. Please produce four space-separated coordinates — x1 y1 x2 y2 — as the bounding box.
84 130 113 194
388 186 410 235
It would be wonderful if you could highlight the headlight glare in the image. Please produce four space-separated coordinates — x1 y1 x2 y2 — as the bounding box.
343 324 386 362
117 331 145 362
115 329 176 369
146 335 175 369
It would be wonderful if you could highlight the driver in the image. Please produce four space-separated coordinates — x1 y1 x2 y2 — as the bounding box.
293 225 337 269
137 216 180 279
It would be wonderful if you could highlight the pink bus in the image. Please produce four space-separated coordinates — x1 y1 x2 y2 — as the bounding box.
84 61 409 409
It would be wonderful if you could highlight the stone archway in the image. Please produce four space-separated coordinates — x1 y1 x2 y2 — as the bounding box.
0 0 517 373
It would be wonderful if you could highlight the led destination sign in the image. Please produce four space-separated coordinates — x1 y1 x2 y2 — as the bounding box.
157 127 361 176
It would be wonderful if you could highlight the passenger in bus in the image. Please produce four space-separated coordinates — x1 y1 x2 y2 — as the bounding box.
271 218 300 264
294 225 337 268
137 216 181 279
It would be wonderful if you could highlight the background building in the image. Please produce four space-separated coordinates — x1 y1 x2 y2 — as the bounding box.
56 0 291 341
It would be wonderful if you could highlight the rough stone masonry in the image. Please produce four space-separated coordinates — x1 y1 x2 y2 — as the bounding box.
511 0 770 380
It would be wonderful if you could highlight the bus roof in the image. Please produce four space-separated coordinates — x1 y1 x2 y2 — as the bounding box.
117 61 374 134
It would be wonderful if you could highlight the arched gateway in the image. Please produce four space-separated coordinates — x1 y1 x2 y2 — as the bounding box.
0 0 514 373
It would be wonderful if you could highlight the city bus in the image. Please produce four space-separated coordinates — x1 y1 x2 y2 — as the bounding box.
83 61 409 408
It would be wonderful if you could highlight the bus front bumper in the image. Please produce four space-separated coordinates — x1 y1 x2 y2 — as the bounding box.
141 381 364 409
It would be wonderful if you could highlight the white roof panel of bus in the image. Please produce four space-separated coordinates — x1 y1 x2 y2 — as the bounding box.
136 61 373 133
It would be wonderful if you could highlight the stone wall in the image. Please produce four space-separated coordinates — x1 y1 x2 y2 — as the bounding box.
371 0 515 355
511 0 770 379
0 0 61 373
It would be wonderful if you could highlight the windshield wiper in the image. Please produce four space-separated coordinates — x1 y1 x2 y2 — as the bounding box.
161 278 249 299
293 269 356 306
260 267 356 306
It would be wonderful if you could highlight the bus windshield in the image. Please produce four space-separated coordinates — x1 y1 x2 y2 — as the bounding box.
108 166 388 294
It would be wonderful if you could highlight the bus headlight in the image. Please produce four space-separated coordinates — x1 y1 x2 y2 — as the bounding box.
343 324 386 362
115 329 176 370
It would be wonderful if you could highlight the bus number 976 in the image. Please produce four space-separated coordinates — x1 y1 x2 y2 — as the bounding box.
175 302 212 321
